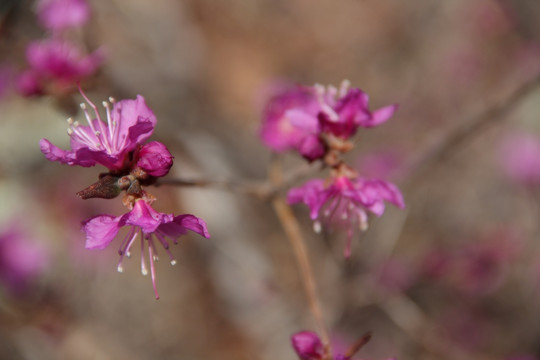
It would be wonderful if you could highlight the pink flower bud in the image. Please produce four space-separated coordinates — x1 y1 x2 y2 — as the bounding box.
291 331 324 360
136 141 174 177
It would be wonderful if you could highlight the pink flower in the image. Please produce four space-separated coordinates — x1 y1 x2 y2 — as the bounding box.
291 331 326 360
36 0 90 31
17 38 103 96
259 81 397 161
259 85 325 160
316 83 398 139
291 331 384 360
371 258 416 293
450 234 519 296
498 131 540 185
136 141 174 177
0 223 48 295
40 90 157 172
83 199 210 299
287 176 404 257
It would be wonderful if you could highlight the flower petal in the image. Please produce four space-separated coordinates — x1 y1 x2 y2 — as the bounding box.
159 214 211 239
112 95 157 152
83 215 121 249
362 104 398 128
121 200 169 234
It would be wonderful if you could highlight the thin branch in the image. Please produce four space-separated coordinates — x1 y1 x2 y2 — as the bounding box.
269 159 332 359
156 177 272 199
155 161 318 199
403 74 540 187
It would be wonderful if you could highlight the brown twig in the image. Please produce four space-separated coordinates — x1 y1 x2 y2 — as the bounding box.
155 161 318 199
269 159 332 359
402 74 540 187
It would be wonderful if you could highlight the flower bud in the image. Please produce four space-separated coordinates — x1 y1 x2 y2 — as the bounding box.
136 141 173 177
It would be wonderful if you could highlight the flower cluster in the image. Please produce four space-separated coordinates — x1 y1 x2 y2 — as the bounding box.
260 81 404 257
17 0 103 97
40 89 210 299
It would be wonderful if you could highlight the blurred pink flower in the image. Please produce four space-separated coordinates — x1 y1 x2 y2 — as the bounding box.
40 91 157 172
287 176 404 258
36 0 90 31
371 258 416 293
0 223 48 295
291 331 325 360
316 83 397 138
291 331 391 360
17 38 103 96
259 81 397 161
420 230 520 296
259 84 325 160
498 132 540 185
83 199 210 299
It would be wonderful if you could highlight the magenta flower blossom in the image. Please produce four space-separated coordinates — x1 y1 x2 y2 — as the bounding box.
136 141 174 177
36 0 90 31
291 331 326 360
40 91 157 171
315 82 398 139
291 331 389 360
259 81 397 161
17 38 103 96
498 132 540 185
287 176 404 257
259 85 325 160
0 223 48 295
83 199 210 299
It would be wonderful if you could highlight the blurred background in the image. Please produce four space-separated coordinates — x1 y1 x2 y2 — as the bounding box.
1 0 540 359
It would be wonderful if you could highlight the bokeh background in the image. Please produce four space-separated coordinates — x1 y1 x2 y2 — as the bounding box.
1 0 540 359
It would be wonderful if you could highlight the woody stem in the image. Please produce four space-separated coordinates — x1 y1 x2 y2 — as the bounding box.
269 159 332 359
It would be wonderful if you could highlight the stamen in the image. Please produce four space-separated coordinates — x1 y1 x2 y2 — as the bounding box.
102 101 115 142
140 231 148 276
79 88 114 153
155 233 178 264
313 221 322 234
148 236 159 261
148 241 160 299
117 228 137 272
155 232 177 264
339 79 351 97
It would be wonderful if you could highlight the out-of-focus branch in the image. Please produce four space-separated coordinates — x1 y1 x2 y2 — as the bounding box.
403 74 540 187
269 159 332 360
156 177 273 199
155 161 318 199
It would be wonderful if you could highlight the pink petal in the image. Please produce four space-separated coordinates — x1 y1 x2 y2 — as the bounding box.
365 104 398 127
112 95 157 152
83 215 121 249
